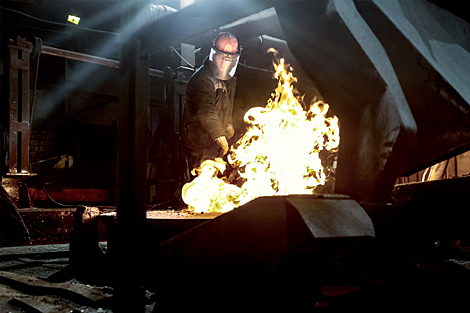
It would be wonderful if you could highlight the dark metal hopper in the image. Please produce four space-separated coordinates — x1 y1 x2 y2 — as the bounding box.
274 0 470 202
156 195 372 266
149 194 374 309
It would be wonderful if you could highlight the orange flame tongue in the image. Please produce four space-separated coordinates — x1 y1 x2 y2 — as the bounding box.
182 58 340 213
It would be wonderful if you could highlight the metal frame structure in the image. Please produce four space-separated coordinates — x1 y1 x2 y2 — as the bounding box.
5 36 33 177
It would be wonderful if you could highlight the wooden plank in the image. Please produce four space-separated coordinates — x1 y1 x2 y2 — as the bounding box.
0 271 111 307
0 284 28 313
2 284 100 313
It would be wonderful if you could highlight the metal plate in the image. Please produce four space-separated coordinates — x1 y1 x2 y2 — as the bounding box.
286 196 375 238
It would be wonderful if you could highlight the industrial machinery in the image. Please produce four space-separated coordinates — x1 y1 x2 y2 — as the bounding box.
1 0 470 311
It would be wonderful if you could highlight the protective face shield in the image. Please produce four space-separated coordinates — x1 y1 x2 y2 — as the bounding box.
208 47 241 80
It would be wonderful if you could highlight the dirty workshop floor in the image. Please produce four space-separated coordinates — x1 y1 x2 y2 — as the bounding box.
0 242 155 313
1 240 470 312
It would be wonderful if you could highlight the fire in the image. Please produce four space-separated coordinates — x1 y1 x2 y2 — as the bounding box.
181 158 241 213
182 58 340 213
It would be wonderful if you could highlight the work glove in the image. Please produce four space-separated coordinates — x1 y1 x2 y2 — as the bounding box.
225 123 234 139
215 136 229 156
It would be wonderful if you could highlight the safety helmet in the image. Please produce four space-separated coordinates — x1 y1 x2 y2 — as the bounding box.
208 32 241 80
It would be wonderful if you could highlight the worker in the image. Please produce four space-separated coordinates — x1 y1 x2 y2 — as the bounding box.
181 32 241 176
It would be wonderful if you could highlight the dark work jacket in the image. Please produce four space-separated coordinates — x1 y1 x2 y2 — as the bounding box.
181 58 237 151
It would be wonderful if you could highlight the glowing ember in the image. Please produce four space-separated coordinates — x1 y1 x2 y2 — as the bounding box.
182 58 340 213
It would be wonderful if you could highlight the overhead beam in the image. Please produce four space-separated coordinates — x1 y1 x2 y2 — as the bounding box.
139 0 278 55
41 45 164 77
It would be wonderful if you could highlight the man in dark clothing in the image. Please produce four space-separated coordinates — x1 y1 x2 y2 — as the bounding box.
181 32 241 173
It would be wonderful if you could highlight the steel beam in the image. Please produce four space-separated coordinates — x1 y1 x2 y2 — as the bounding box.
40 45 164 78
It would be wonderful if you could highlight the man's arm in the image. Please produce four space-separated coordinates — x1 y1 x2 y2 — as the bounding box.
194 78 226 140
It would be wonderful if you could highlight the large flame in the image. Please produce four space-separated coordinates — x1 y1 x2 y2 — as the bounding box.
182 58 340 213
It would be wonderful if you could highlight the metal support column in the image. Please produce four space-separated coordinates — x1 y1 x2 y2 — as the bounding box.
113 1 149 312
169 71 188 187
